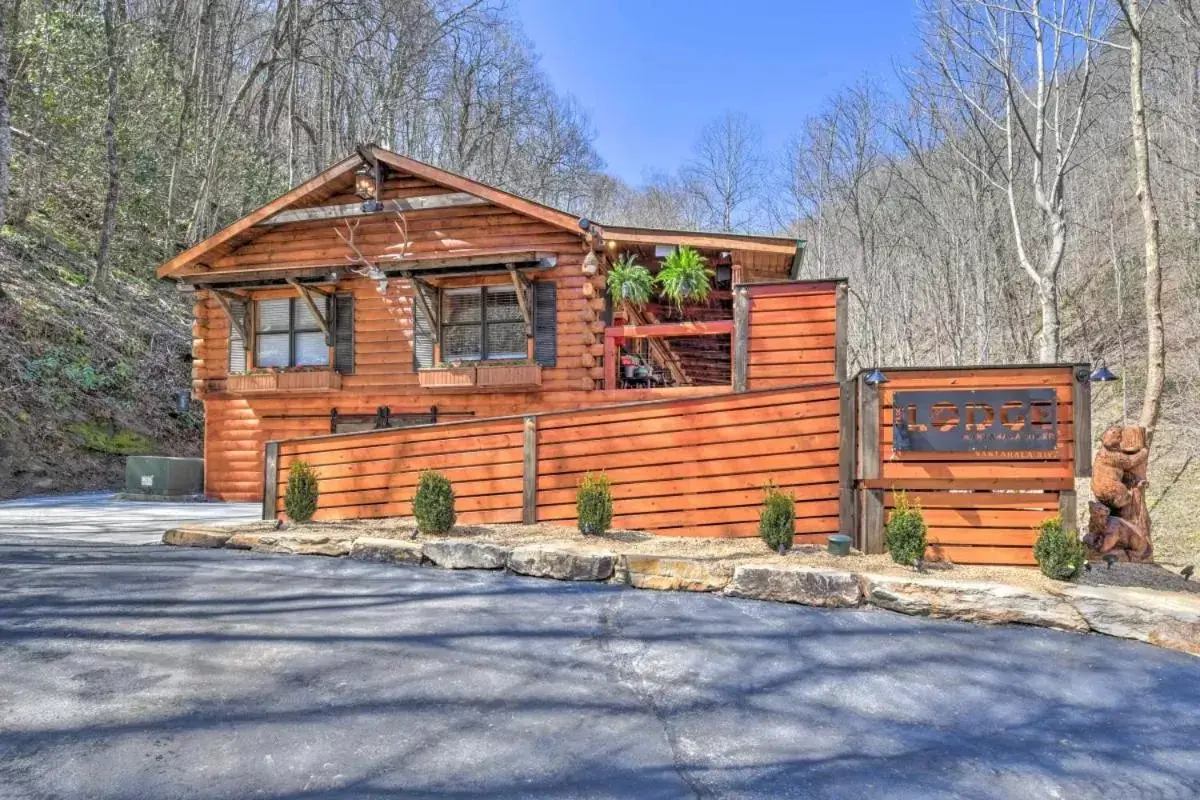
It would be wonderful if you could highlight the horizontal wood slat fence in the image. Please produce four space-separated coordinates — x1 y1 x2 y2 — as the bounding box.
268 382 843 540
256 282 1090 566
850 364 1091 566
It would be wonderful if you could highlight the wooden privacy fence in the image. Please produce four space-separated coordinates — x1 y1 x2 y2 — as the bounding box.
266 382 843 541
847 364 1091 565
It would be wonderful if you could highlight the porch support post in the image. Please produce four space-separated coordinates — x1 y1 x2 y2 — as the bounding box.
834 282 848 383
522 415 538 524
857 373 880 482
856 372 884 554
732 286 749 392
1059 490 1078 535
603 331 618 390
262 441 280 522
1072 364 1092 477
861 488 885 555
838 378 858 539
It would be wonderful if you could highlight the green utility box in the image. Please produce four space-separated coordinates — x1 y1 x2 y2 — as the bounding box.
125 456 205 498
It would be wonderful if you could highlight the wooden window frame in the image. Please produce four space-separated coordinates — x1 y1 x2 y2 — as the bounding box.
254 296 330 369
440 285 526 363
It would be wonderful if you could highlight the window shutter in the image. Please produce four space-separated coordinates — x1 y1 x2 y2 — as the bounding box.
413 289 435 370
332 293 355 375
533 281 557 367
227 297 247 374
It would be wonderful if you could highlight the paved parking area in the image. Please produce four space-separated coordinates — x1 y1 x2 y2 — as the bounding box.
0 534 1197 799
0 493 259 545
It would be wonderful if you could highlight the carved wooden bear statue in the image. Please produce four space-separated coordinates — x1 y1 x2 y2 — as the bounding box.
1087 425 1152 562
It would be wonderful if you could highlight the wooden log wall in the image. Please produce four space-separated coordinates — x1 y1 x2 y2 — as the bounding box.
854 365 1089 566
199 275 847 501
742 280 847 390
271 383 843 539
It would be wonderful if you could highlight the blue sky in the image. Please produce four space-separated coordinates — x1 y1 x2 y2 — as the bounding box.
513 0 921 185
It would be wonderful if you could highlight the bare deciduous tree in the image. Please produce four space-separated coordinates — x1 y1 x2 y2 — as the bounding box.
682 112 765 232
919 0 1107 362
93 0 121 287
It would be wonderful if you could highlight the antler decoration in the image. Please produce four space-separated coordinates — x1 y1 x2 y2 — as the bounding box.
335 209 413 285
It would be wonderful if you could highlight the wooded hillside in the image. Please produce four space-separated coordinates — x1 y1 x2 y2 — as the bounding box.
0 0 1194 564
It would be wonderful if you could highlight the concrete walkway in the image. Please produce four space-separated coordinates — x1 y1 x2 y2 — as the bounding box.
0 537 1197 799
0 493 259 545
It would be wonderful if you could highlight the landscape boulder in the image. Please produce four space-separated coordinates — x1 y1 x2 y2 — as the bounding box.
725 564 862 607
617 555 733 592
349 537 426 565
226 531 355 557
507 544 615 581
1058 585 1200 655
864 575 1088 632
162 527 232 549
423 540 509 570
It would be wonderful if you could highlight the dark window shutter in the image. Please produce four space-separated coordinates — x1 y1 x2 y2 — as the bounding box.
413 289 435 370
227 297 247 374
533 281 557 367
333 293 355 375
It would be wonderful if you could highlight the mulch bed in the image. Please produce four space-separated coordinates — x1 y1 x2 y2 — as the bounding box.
1079 562 1200 595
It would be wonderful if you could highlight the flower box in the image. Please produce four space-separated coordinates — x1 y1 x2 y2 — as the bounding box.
226 369 342 394
277 369 342 392
225 373 279 394
417 363 542 392
475 363 542 390
418 365 477 390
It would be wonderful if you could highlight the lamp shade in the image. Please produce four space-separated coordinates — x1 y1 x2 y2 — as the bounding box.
1090 365 1118 383
864 368 888 386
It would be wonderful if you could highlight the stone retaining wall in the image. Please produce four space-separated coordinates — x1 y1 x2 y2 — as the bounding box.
165 528 1200 657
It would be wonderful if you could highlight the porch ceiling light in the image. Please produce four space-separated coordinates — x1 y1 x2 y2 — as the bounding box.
864 368 888 386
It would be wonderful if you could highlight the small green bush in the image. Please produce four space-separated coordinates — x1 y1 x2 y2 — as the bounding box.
413 470 456 534
576 472 613 535
1033 516 1088 581
758 482 796 552
886 491 927 566
284 460 320 523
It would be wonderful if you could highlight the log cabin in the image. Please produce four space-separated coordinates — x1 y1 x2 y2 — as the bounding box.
159 145 813 502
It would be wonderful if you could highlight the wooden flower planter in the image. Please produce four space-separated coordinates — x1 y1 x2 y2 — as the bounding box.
418 363 542 392
475 363 542 390
418 366 477 390
277 370 342 392
226 369 341 394
225 373 279 394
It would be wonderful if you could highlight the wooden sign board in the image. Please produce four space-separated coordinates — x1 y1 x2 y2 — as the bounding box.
892 388 1058 453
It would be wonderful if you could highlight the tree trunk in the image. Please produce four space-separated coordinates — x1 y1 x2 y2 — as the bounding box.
1127 0 1165 439
0 10 10 231
94 0 120 287
1037 276 1060 363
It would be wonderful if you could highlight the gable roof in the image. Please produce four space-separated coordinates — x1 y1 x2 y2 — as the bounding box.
156 145 802 280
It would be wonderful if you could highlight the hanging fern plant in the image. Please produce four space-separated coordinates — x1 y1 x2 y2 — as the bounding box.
606 253 655 309
658 246 713 309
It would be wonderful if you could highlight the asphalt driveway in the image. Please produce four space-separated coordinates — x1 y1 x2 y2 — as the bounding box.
1 535 1197 799
0 493 259 545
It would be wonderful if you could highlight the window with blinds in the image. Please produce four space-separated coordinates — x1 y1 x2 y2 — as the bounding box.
441 286 527 361
254 296 329 368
